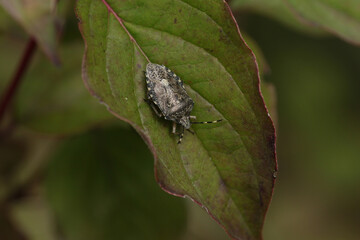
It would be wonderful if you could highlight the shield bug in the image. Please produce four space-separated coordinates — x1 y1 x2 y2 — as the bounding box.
145 63 222 144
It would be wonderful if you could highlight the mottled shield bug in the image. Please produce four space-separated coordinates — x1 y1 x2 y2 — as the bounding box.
145 63 222 143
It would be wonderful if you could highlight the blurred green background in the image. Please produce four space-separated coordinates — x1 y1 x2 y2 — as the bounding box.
1 1 360 240
241 14 360 240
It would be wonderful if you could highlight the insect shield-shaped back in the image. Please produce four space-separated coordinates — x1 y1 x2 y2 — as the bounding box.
145 63 194 127
145 63 222 143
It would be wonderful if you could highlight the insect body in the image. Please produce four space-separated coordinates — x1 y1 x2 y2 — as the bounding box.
145 63 222 144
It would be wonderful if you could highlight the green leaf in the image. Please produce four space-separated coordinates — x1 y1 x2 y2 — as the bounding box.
45 126 187 240
230 0 326 35
15 41 113 135
76 0 276 239
0 0 60 63
284 0 360 45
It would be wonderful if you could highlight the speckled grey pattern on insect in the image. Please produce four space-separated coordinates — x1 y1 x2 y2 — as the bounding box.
145 63 222 143
145 63 194 127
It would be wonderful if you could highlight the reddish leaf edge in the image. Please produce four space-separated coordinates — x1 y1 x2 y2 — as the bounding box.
224 1 278 239
75 0 278 239
282 0 360 46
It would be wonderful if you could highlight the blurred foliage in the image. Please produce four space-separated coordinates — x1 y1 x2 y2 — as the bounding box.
0 131 56 205
10 191 59 240
0 207 27 240
230 0 326 35
0 0 60 63
0 13 26 92
0 136 28 203
231 0 360 45
240 14 360 240
0 130 57 240
0 2 114 135
15 41 114 135
45 126 187 240
285 0 360 45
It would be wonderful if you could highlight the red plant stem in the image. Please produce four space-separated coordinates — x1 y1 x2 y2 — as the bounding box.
101 0 151 63
0 38 37 122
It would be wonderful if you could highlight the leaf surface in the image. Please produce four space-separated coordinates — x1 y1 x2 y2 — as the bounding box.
76 0 276 239
284 0 360 45
45 126 187 240
0 0 60 63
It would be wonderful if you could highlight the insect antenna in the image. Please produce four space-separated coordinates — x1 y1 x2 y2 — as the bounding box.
191 119 223 124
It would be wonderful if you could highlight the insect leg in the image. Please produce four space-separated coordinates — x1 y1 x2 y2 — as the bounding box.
172 122 188 136
190 116 196 120
144 99 163 117
172 122 177 134
177 127 184 144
